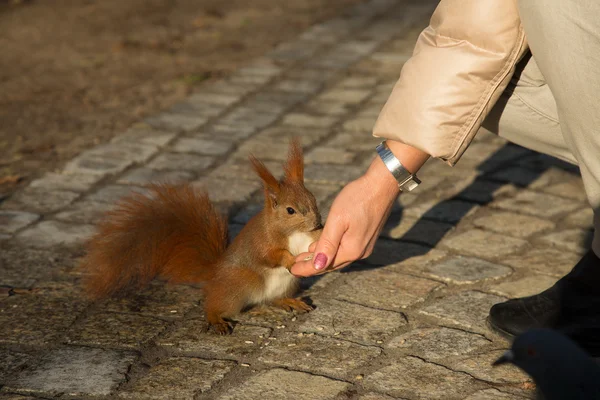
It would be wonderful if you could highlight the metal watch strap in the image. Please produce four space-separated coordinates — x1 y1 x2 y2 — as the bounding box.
375 141 421 192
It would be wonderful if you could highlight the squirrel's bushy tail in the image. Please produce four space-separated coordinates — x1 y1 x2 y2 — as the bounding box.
81 183 228 300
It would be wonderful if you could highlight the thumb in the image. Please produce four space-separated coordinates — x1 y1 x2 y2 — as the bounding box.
312 219 345 271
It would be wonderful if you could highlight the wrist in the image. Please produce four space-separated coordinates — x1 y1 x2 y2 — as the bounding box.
365 139 430 195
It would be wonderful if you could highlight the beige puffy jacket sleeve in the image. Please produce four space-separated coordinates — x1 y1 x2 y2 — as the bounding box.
373 0 528 166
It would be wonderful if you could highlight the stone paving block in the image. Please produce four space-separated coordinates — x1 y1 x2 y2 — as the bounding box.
167 101 224 118
202 80 255 96
369 51 411 67
0 395 38 399
357 103 384 117
158 321 270 358
101 284 201 319
465 143 531 173
0 350 34 384
83 142 158 164
232 203 263 225
305 182 342 204
417 199 480 224
217 369 349 400
171 137 234 156
0 211 39 234
53 200 113 224
187 91 243 107
333 269 443 311
219 113 279 131
210 160 283 182
537 228 592 254
145 112 208 132
28 172 102 192
84 185 150 205
298 298 407 345
388 200 442 221
425 256 513 284
233 140 291 162
304 147 355 164
381 215 454 247
419 291 506 332
492 190 581 218
317 88 372 105
4 188 79 213
488 275 556 298
226 104 286 121
209 123 257 140
364 356 484 399
117 168 195 186
236 58 283 77
449 351 530 384
455 179 518 204
304 163 364 185
464 389 530 399
514 152 579 174
251 90 309 110
488 167 542 187
0 247 75 288
338 76 379 89
4 347 136 397
15 221 95 248
234 304 309 328
282 113 338 129
273 79 323 95
253 125 330 146
194 178 260 203
303 99 351 116
63 153 133 176
0 285 87 345
441 229 528 260
268 39 322 61
258 332 380 379
473 211 555 238
111 125 177 147
363 239 436 267
342 116 377 132
146 152 215 172
66 312 168 349
357 393 399 400
119 358 233 399
560 207 594 229
543 180 588 202
387 327 492 361
325 131 382 152
502 247 582 277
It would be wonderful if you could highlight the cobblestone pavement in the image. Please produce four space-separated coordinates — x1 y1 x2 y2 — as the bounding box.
0 0 593 398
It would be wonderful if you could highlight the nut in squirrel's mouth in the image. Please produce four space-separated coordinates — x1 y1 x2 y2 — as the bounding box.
310 223 323 231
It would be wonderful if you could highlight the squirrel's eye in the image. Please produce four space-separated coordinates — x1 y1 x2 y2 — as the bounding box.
286 207 296 215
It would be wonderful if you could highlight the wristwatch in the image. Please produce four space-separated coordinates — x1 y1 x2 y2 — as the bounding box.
375 141 421 192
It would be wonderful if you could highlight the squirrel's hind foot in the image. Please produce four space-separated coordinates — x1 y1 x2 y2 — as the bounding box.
208 319 234 335
272 298 314 313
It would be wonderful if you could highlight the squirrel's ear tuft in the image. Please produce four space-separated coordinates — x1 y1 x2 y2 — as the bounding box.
284 137 304 183
249 155 280 207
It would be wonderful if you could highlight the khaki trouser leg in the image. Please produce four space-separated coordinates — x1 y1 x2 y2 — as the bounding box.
482 0 600 257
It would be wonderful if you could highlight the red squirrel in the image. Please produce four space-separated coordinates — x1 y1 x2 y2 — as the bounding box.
81 139 323 334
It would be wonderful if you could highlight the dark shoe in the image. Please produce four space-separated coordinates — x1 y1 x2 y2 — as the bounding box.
488 250 600 356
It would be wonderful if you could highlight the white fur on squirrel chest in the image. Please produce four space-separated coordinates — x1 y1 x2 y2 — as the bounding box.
287 232 314 256
252 267 297 304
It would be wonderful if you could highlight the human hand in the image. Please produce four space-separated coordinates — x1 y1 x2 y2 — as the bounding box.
290 161 400 276
290 141 429 277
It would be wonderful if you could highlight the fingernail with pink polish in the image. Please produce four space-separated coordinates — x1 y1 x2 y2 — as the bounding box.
314 253 328 270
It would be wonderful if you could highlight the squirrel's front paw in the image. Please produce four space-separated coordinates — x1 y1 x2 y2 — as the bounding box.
272 298 314 313
209 320 233 335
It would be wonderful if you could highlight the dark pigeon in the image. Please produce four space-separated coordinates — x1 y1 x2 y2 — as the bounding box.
493 328 600 400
